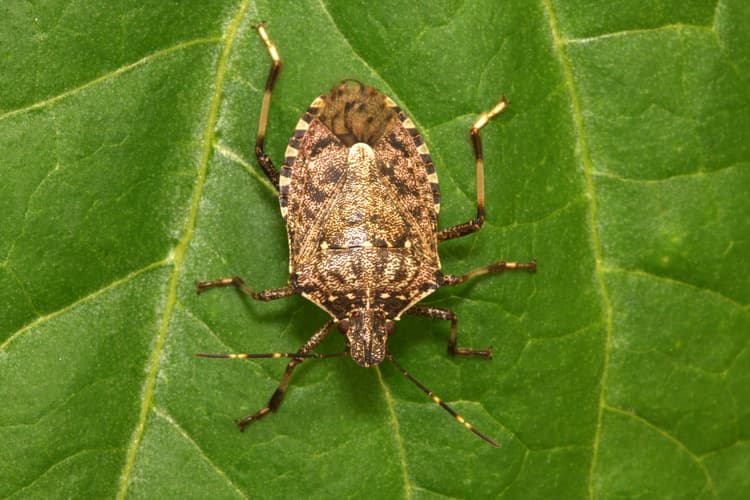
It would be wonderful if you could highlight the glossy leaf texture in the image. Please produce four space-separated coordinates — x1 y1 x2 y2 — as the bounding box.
1 1 748 498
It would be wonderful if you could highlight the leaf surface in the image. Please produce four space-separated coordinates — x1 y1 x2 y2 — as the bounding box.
1 1 748 498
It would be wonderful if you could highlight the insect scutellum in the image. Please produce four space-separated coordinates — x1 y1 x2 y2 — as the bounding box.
195 22 536 448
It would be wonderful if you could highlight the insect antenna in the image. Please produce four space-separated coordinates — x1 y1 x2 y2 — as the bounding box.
196 351 347 360
386 352 500 448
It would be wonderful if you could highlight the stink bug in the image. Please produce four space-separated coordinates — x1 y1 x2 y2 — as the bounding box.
196 23 535 447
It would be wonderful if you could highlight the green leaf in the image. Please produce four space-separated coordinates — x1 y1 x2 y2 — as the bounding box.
2 0 748 498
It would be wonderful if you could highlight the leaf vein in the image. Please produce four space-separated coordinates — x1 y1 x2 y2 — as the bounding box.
540 2 615 499
711 3 750 94
592 161 748 184
10 448 122 498
114 2 250 498
565 23 713 46
604 404 719 498
3 263 41 317
602 266 750 314
176 300 278 383
0 258 169 353
152 407 249 499
0 36 222 123
375 365 413 500
496 448 529 498
213 142 277 194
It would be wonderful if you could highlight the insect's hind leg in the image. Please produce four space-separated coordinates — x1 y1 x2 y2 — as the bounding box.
408 305 493 358
437 97 508 242
234 319 336 430
253 23 282 189
409 260 536 357
195 276 295 302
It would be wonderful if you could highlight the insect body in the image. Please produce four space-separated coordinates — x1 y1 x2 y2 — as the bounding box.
196 23 535 447
283 81 443 368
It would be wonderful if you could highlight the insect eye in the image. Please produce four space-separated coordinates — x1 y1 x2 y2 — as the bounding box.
385 320 396 336
337 319 350 334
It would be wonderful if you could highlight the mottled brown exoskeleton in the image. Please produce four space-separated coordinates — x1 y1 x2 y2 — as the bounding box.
196 23 535 447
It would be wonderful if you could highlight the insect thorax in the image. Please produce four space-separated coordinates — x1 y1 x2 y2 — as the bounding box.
282 81 443 324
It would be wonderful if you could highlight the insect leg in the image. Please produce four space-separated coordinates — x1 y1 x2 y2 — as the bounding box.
441 259 536 287
438 97 509 242
386 353 500 447
234 319 336 430
408 305 493 358
253 23 282 188
195 276 295 301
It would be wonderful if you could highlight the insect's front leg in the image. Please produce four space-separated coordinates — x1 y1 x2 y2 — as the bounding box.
195 276 295 302
438 97 508 242
253 23 283 189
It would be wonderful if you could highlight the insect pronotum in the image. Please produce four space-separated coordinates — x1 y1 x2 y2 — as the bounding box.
195 23 536 447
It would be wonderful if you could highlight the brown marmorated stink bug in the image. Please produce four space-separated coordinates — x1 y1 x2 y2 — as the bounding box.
196 23 536 447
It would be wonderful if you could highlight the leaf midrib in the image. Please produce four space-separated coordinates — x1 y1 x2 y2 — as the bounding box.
115 1 251 498
541 1 720 498
540 1 613 497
